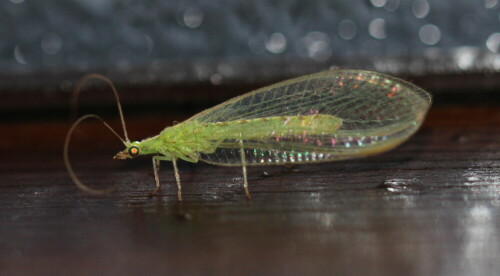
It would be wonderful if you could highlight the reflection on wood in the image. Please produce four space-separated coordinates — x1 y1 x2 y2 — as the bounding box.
0 105 499 275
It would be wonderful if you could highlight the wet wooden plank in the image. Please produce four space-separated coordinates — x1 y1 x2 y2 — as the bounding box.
0 104 499 275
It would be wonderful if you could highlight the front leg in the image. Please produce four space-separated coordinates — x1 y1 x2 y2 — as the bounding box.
150 156 162 196
151 156 183 201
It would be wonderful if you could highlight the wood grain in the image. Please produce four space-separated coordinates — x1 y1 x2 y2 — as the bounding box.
1 98 499 275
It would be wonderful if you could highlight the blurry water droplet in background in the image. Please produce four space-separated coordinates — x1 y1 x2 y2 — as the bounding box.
486 33 500 53
370 0 387 8
338 19 357 40
143 34 154 55
453 47 479 70
384 0 400 11
484 0 498 9
299 31 332 62
248 34 267 54
412 0 430 19
14 45 27 65
210 73 222 85
419 24 441 45
217 63 234 77
459 14 481 37
369 18 386 39
183 7 203 28
265 32 287 54
41 33 63 55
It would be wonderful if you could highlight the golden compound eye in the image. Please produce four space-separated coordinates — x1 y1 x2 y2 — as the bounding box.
128 146 140 156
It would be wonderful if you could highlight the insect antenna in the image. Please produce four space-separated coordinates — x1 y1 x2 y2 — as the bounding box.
64 114 125 195
71 73 131 143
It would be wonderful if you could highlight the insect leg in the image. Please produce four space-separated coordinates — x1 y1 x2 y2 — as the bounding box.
239 139 251 199
151 156 182 201
172 159 182 201
150 156 162 196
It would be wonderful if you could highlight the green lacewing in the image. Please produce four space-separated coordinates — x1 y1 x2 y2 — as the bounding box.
64 70 432 200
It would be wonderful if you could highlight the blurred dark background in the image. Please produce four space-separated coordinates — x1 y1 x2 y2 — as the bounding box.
1 0 499 117
1 1 500 275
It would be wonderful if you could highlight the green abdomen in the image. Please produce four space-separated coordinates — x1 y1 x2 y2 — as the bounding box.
208 114 342 140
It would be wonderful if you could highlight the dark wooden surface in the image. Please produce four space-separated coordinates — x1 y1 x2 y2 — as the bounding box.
1 95 500 274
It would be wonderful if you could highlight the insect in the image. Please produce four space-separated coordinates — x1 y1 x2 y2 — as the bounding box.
64 70 432 200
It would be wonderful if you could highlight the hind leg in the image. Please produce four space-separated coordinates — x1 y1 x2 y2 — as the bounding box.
239 140 251 199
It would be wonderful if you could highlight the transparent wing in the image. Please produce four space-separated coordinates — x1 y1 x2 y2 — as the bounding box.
186 70 431 166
